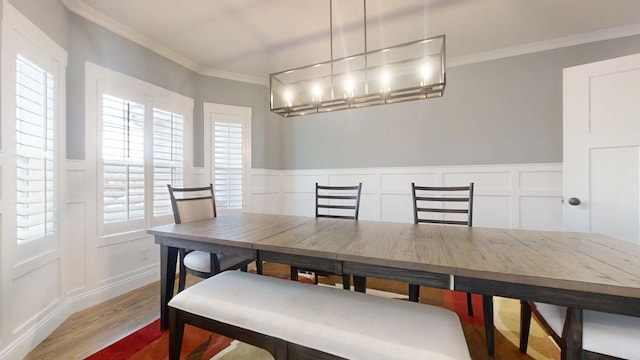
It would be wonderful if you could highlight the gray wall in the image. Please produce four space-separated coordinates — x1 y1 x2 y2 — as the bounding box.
195 77 282 169
8 0 640 171
280 34 640 169
8 0 281 168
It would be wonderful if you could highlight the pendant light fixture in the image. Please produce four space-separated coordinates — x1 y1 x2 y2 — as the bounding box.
270 0 446 117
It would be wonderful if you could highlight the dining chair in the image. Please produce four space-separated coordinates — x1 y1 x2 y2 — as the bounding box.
290 183 362 290
409 183 476 313
410 182 496 356
168 184 254 292
520 302 640 359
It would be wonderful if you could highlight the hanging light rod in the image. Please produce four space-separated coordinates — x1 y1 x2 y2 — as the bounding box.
269 1 446 118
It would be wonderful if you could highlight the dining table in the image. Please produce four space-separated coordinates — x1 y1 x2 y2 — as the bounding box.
147 212 640 360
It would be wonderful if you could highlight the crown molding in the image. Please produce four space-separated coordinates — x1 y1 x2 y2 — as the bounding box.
62 0 640 85
196 66 268 86
61 0 268 86
449 23 640 67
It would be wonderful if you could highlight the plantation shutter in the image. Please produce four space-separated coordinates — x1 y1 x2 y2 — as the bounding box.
213 122 243 210
15 55 56 243
102 94 145 225
153 109 184 216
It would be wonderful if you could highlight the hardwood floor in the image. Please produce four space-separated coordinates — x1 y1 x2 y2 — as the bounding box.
26 263 557 360
25 281 160 360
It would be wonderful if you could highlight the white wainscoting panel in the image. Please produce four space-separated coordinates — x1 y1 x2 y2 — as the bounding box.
65 202 87 294
249 163 563 231
11 259 61 333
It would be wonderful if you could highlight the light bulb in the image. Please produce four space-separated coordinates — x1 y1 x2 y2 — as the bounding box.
381 71 391 94
420 65 432 86
344 77 354 98
312 85 322 103
284 90 293 107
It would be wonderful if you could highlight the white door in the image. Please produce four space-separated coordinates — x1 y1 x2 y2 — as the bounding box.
204 103 252 214
563 53 640 244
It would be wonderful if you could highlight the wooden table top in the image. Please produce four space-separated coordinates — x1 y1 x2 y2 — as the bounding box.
149 213 640 299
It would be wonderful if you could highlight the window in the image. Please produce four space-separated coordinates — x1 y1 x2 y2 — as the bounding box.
101 94 145 226
15 55 56 243
205 103 251 212
213 122 243 209
1 3 67 262
153 109 184 216
88 63 193 237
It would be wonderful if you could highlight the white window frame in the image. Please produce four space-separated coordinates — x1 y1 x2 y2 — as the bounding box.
85 62 193 241
203 103 252 214
1 3 67 267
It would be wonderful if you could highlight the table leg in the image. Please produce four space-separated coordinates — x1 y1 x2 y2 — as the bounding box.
160 244 178 330
353 275 367 293
563 307 583 360
483 295 494 356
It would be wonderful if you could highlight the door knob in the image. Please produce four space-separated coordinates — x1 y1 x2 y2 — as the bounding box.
568 197 581 206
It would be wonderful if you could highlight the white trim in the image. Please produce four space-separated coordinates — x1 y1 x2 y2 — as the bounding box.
85 61 194 238
248 163 563 231
449 23 640 67
1 3 68 358
60 0 267 86
61 0 640 85
0 267 157 360
203 103 253 213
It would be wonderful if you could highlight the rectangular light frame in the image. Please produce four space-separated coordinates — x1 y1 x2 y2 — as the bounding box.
270 34 446 117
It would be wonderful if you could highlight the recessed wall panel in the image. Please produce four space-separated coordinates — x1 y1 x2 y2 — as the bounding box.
590 69 640 136
443 172 511 190
520 171 562 191
251 193 279 214
66 202 86 292
251 174 279 192
282 192 314 217
282 174 326 192
328 174 377 190
473 196 511 228
380 194 413 223
12 259 60 333
590 147 639 243
520 196 563 231
380 173 438 191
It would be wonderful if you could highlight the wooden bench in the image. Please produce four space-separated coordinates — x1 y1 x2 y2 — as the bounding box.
168 271 471 360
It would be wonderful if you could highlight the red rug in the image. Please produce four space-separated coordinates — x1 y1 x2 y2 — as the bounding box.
85 320 233 360
445 291 485 325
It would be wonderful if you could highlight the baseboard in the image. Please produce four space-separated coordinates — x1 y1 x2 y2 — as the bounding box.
69 266 159 313
0 299 72 360
0 267 158 359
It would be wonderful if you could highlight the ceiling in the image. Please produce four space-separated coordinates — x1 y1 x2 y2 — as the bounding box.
63 0 640 84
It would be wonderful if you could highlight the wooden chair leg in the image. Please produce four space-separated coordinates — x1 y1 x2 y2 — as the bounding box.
467 292 474 316
520 300 532 353
342 274 351 290
483 295 495 356
178 248 187 292
408 284 419 302
169 308 185 360
256 260 264 275
290 266 299 281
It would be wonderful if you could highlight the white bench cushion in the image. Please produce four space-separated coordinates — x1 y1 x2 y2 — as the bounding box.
183 250 246 273
169 271 470 360
535 302 640 360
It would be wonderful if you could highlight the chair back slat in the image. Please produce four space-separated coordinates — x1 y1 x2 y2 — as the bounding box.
315 182 362 220
412 182 474 226
168 184 217 224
